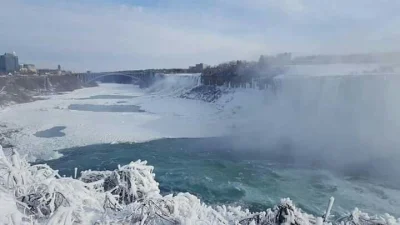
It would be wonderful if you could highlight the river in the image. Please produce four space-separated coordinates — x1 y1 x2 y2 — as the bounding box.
1 72 400 218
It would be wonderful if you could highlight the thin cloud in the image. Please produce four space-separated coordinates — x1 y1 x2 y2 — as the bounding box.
0 1 267 71
0 0 399 71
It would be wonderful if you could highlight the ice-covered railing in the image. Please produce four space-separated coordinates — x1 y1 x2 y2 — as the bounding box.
0 145 399 225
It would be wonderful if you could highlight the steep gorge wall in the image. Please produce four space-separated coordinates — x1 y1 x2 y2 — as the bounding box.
0 75 86 106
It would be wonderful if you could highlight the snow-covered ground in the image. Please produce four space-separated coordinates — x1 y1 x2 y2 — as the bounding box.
0 81 232 161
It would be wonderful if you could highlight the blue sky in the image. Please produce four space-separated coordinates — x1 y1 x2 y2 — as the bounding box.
1 0 399 71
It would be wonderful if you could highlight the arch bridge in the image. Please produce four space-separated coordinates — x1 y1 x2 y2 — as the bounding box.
75 71 156 87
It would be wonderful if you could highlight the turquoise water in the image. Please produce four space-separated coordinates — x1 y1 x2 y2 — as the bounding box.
41 138 400 217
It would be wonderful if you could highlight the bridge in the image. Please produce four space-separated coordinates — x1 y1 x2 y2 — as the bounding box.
75 71 158 87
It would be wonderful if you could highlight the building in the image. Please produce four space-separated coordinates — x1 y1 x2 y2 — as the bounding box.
259 53 292 66
188 63 205 73
0 52 19 73
20 64 37 74
38 66 66 76
57 65 62 75
38 69 58 75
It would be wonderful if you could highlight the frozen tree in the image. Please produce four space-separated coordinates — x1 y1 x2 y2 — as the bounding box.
0 144 399 225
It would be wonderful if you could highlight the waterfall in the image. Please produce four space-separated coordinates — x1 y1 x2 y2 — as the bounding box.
146 73 202 97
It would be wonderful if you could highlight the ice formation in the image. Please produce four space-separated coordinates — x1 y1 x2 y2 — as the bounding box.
0 145 399 225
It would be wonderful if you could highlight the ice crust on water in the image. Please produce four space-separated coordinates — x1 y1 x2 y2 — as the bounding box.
0 145 399 225
0 81 225 161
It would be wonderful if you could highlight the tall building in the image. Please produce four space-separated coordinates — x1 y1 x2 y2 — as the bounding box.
188 63 205 73
0 52 19 73
57 65 62 75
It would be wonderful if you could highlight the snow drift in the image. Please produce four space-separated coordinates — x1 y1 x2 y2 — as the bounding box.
0 144 399 225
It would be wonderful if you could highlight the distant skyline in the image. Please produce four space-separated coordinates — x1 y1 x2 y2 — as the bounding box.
1 0 399 72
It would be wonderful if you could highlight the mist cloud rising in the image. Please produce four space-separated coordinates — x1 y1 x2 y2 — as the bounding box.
0 0 400 71
223 74 400 185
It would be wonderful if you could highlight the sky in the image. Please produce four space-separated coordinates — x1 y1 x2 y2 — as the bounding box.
0 0 399 72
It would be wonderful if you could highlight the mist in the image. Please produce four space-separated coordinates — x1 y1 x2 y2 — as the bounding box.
214 73 400 185
144 68 400 185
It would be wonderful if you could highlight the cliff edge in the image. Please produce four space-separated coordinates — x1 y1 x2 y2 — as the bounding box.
0 75 89 106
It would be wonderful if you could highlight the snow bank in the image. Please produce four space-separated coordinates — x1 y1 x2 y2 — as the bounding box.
0 145 399 225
